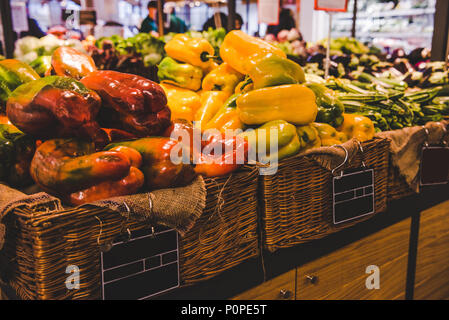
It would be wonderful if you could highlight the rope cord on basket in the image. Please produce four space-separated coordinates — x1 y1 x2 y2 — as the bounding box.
198 174 233 244
94 215 103 246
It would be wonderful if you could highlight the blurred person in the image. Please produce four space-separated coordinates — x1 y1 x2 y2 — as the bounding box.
140 1 158 33
19 1 46 38
165 5 188 33
235 13 243 30
203 12 228 31
266 8 296 37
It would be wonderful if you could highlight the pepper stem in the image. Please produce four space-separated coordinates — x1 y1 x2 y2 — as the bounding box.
200 52 218 62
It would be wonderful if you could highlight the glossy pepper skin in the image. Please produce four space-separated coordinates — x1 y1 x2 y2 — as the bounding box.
0 59 40 104
248 54 305 89
7 76 108 149
81 70 171 137
52 47 97 80
306 83 345 128
338 113 375 142
201 62 244 95
195 134 249 177
204 61 219 75
204 93 244 133
105 138 197 190
236 84 318 126
164 34 215 70
30 139 131 196
157 57 203 91
312 122 348 146
160 83 201 122
239 120 301 162
195 91 230 130
220 30 287 75
68 166 145 206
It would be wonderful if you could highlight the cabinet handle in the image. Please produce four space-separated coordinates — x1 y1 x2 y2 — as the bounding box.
305 275 318 284
279 289 292 299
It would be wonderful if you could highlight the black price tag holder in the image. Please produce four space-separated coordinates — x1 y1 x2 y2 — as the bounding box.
99 202 180 300
420 125 449 186
332 143 375 225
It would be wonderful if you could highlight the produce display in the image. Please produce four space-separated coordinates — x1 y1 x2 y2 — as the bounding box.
14 34 85 76
93 33 165 67
88 33 165 80
2 27 449 206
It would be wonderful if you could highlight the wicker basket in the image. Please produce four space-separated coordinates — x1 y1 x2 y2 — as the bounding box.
259 138 390 252
386 158 416 203
0 166 259 300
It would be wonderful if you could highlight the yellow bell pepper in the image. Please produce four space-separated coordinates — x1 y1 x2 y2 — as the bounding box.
220 30 287 75
312 122 342 146
160 83 201 122
195 91 230 130
164 34 215 70
236 84 318 126
248 54 305 89
235 77 254 94
204 61 219 75
338 113 375 142
337 131 349 143
201 62 244 95
204 94 244 133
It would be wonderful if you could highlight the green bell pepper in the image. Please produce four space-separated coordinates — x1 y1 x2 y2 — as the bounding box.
0 59 40 104
239 119 301 163
306 82 345 128
157 57 203 91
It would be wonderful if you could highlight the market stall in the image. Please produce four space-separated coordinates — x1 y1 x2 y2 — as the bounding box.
1 0 449 301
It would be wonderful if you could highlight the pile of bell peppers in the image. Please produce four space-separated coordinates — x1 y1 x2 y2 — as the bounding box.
158 30 375 171
0 30 377 199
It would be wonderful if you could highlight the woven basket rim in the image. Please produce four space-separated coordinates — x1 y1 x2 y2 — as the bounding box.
8 164 260 226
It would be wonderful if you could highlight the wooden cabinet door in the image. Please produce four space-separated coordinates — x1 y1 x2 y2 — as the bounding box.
415 200 449 300
297 217 411 300
232 270 296 300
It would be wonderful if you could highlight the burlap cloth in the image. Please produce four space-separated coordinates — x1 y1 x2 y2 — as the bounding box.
376 120 449 193
289 121 449 192
0 176 206 251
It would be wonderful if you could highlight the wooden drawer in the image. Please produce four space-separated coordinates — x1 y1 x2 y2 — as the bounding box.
232 270 296 300
415 200 449 300
297 217 411 300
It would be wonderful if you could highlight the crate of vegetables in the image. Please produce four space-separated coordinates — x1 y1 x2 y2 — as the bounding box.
259 135 390 252
0 165 259 300
234 81 389 252
199 31 390 252
0 45 259 299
